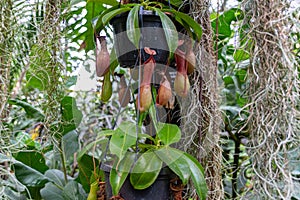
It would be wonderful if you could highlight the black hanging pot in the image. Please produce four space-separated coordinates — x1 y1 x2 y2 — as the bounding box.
102 164 173 200
110 10 169 68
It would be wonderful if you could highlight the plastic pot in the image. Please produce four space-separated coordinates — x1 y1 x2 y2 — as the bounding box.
102 164 173 200
110 10 169 68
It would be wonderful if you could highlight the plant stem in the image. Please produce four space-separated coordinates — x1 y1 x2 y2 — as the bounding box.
232 139 240 199
60 142 68 183
225 123 241 199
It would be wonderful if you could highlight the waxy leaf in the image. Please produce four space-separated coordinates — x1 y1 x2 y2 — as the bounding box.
77 154 98 193
8 99 44 119
87 0 118 6
130 151 162 189
110 122 137 159
62 180 87 200
157 122 181 145
149 104 158 131
153 8 178 55
183 153 207 200
13 162 49 187
155 147 190 185
15 151 48 174
45 169 67 187
233 49 250 62
110 153 135 195
211 8 243 40
40 182 64 200
70 0 85 6
60 96 83 135
168 0 183 7
163 9 202 41
95 5 119 32
62 131 79 161
126 5 140 48
84 2 106 51
102 7 131 27
65 76 77 88
41 173 87 200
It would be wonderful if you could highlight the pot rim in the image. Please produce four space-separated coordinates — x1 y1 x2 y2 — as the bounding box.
100 163 172 176
110 9 160 24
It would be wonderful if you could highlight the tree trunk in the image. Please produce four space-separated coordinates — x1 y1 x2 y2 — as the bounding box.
0 0 13 121
181 1 224 199
244 0 300 199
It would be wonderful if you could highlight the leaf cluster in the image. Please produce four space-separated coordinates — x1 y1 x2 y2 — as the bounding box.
80 119 207 199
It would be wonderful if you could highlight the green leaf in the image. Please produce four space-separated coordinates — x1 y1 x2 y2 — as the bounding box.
15 151 48 173
157 123 181 145
13 162 49 187
3 185 27 200
62 130 79 161
60 96 83 135
40 183 64 200
87 0 118 6
233 49 250 62
153 8 178 55
110 153 135 195
110 121 137 159
26 74 48 91
220 105 241 116
236 93 247 107
168 0 183 7
77 154 99 193
70 0 84 6
44 169 67 187
162 9 202 41
177 12 202 41
94 5 119 32
98 129 115 137
77 132 111 160
293 182 300 200
1 167 27 198
102 7 131 28
86 1 106 22
28 187 43 199
223 8 243 23
8 99 44 119
83 24 96 51
65 76 77 88
126 5 140 48
211 8 243 40
235 69 247 83
138 132 154 141
223 75 234 86
130 151 163 189
63 181 87 200
155 147 190 185
183 153 207 200
149 104 158 131
83 1 107 51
